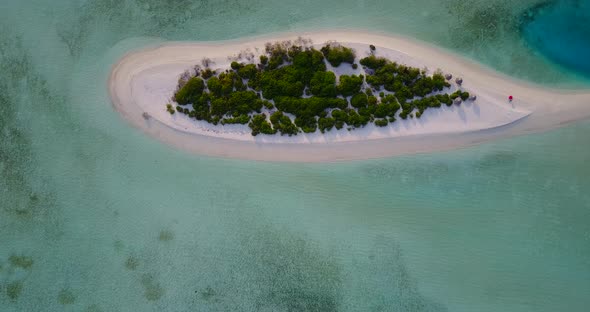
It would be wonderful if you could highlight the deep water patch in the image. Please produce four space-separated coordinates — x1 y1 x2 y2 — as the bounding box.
521 0 590 77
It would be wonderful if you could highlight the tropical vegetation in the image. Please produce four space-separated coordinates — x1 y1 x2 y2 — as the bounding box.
169 39 470 136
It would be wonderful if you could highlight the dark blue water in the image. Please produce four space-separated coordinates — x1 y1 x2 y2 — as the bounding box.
522 0 590 78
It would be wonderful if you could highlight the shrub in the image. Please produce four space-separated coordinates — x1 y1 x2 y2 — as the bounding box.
358 106 375 119
350 93 368 108
166 104 175 114
352 63 358 70
253 66 306 99
262 100 274 109
374 102 400 118
206 76 222 96
359 55 388 70
331 109 348 129
318 117 336 133
192 106 210 120
368 95 378 106
374 119 388 127
231 61 242 70
210 116 221 125
221 114 250 125
369 44 376 51
320 43 356 67
346 109 369 128
173 77 205 105
249 114 276 136
294 115 318 133
274 96 346 117
309 71 337 98
210 97 228 117
260 55 268 65
268 55 284 70
450 90 470 101
201 69 215 79
291 48 326 73
437 94 452 106
460 91 470 101
230 91 263 113
338 74 363 97
270 111 299 136
237 64 258 79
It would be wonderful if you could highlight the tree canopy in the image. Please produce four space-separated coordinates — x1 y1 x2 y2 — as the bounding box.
170 41 466 136
320 43 356 67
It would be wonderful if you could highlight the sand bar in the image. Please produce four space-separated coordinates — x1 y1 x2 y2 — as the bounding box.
109 30 590 162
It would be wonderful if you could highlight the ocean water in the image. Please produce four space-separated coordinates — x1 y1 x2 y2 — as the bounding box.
521 0 590 79
1 0 589 311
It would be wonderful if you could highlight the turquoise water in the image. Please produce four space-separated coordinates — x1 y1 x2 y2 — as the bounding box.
522 0 590 78
1 0 589 311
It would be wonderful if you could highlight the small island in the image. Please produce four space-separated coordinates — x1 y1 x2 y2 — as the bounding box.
168 39 473 136
109 31 590 161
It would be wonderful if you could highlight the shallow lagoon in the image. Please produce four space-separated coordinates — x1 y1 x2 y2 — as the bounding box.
1 0 589 311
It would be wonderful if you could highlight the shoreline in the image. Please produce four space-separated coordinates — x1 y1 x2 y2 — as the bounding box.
108 30 590 162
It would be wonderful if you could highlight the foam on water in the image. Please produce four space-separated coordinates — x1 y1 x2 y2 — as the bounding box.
1 0 590 311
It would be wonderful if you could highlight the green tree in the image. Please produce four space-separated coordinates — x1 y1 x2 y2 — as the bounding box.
338 75 363 97
270 111 299 136
331 109 348 129
359 55 388 70
207 76 222 97
237 64 258 79
350 93 368 108
318 117 336 133
309 71 337 98
174 77 205 105
320 44 356 67
374 119 388 127
249 114 276 136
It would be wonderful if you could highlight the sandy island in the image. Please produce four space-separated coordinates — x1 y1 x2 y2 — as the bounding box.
109 30 590 162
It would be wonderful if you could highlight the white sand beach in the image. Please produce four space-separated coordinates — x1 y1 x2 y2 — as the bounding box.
109 30 590 162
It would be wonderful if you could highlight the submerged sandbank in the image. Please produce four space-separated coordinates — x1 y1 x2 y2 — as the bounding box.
109 30 590 162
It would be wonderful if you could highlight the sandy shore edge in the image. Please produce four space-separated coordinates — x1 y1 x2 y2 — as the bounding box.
109 30 590 162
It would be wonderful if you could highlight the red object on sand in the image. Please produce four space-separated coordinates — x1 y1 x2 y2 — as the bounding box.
509 95 513 101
